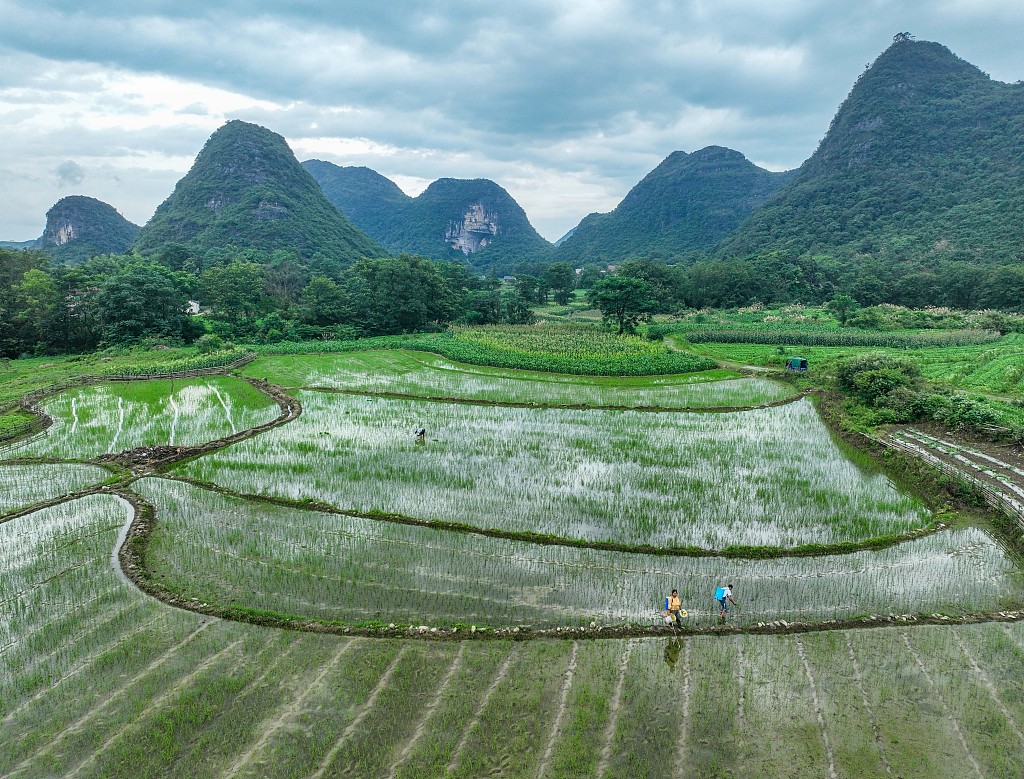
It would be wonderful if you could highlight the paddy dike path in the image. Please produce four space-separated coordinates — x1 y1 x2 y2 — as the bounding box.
298 384 809 415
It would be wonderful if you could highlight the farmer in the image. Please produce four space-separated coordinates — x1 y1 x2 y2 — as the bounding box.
666 589 684 628
715 583 737 618
415 426 426 443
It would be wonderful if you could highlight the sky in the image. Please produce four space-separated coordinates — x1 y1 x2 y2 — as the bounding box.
1 1 1022 244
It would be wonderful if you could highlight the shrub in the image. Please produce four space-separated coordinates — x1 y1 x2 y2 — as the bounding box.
836 353 921 404
195 334 224 354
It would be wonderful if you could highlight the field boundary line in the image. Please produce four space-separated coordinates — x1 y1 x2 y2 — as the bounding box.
900 631 985 779
795 635 838 779
64 638 245 779
301 384 809 415
953 631 1024 748
0 481 125 527
880 435 1024 532
844 633 893 777
672 639 693 778
535 640 580 779
309 644 410 779
446 644 520 774
222 639 356 778
4 620 212 777
386 642 467 779
595 638 635 779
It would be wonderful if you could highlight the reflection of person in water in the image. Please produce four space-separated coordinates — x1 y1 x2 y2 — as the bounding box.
664 638 681 670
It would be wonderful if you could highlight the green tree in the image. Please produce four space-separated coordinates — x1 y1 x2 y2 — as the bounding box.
501 288 535 324
540 262 575 304
836 353 921 404
200 262 268 330
587 276 657 335
618 259 685 313
12 268 60 352
346 254 457 335
825 294 860 325
300 275 351 326
95 261 196 345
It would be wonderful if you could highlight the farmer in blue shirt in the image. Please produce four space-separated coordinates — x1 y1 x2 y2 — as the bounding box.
715 584 737 618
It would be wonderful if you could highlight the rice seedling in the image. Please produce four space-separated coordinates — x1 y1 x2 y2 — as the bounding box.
177 394 929 549
242 349 795 409
0 463 109 515
136 478 1022 629
13 377 279 459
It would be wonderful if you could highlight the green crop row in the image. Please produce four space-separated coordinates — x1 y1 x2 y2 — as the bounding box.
659 326 1000 349
253 328 717 376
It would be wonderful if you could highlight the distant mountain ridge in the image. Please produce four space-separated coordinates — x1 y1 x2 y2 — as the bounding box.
303 160 552 273
33 196 139 263
557 146 793 264
717 38 1024 260
134 121 381 262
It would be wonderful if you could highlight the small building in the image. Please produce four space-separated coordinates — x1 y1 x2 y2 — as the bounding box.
786 357 808 372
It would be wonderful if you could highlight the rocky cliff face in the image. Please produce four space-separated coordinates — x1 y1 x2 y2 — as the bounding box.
37 195 140 263
445 204 498 253
302 162 553 274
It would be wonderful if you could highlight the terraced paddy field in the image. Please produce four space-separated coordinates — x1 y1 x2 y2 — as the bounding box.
3 348 1024 778
242 349 797 409
177 392 930 549
11 376 280 460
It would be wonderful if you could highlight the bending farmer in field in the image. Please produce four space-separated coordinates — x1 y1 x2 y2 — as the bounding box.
414 426 426 443
715 584 737 618
666 589 684 627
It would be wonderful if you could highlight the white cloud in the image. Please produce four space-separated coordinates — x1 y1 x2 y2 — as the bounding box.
0 1 1021 241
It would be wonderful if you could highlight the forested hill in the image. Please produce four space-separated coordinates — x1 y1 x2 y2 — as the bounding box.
717 37 1024 261
134 121 381 262
557 146 793 264
301 161 408 245
36 196 139 264
303 161 553 275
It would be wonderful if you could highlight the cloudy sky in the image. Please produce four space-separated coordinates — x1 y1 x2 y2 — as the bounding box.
1 1 1021 243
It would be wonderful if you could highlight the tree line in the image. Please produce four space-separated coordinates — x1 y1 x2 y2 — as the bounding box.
0 247 548 358
572 253 1024 314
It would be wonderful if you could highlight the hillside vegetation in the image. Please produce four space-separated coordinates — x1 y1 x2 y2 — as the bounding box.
134 121 381 263
719 38 1024 261
558 146 793 264
304 160 553 274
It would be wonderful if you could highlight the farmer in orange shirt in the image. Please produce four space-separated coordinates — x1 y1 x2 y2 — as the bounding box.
666 589 684 628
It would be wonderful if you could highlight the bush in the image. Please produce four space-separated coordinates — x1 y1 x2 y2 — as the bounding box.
195 334 224 354
836 353 921 403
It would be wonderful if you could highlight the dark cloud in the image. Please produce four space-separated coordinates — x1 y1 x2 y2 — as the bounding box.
55 160 85 185
0 1 1022 240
